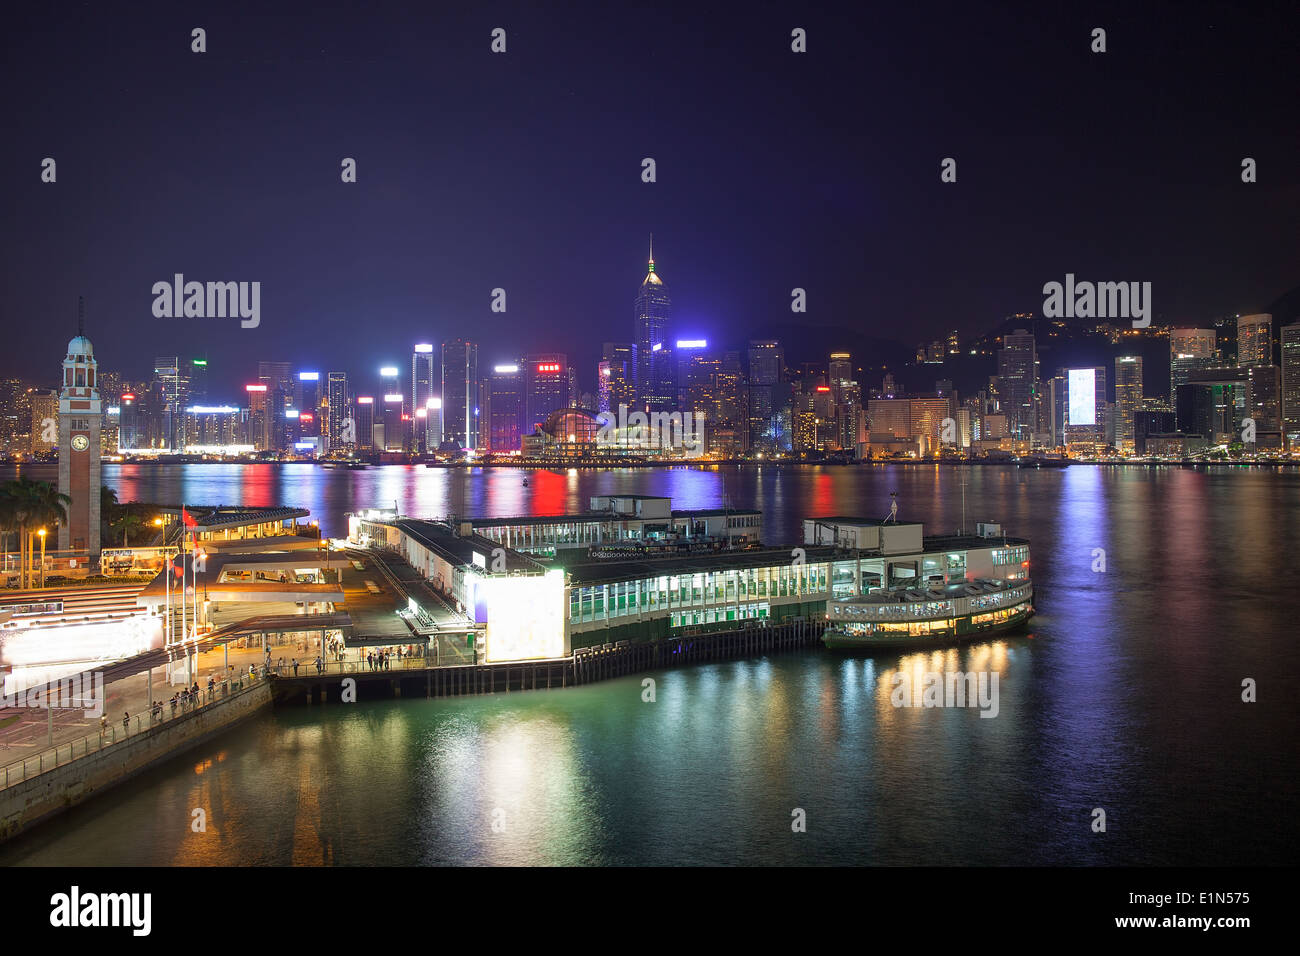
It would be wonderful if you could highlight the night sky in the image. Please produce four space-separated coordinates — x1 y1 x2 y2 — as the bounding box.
3 0 1297 396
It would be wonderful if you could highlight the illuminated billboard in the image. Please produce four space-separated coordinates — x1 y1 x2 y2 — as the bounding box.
1068 368 1096 426
536 362 562 374
479 569 566 663
298 371 319 381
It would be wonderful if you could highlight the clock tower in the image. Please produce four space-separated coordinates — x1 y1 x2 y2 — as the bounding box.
58 325 102 556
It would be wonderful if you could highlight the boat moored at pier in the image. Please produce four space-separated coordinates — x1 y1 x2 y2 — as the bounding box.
806 517 1034 651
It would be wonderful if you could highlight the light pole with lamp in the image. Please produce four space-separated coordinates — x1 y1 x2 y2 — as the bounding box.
37 528 47 588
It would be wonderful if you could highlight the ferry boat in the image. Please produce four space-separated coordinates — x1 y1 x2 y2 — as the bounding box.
809 517 1034 652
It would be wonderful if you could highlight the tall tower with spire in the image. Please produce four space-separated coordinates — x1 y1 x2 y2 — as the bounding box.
634 234 673 411
58 297 103 555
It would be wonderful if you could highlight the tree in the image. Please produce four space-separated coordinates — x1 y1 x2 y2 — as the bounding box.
0 478 71 588
1 478 45 589
101 485 120 541
117 512 145 547
0 492 17 581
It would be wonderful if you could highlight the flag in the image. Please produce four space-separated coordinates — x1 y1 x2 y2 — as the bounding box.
182 508 197 529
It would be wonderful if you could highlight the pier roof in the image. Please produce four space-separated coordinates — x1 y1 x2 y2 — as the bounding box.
563 545 839 586
392 519 545 574
160 505 310 530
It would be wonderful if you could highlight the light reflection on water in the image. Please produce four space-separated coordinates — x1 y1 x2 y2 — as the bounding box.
0 463 1295 865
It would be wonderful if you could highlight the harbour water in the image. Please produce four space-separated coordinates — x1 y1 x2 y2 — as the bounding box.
2 463 1296 865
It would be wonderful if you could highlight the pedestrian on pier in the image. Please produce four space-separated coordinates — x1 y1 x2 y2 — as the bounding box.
367 652 374 671
99 714 107 738
315 656 322 675
292 658 299 676
122 711 130 735
170 695 177 717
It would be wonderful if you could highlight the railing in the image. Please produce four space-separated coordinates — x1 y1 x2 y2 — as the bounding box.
268 655 447 678
0 672 270 791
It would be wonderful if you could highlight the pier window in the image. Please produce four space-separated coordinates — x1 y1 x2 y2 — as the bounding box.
946 552 967 580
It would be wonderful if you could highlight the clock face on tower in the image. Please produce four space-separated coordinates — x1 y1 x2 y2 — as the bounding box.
71 434 89 452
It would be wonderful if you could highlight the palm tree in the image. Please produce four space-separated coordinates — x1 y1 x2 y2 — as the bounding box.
1 477 45 589
0 491 17 582
0 479 72 588
101 485 120 543
117 512 145 546
36 481 71 533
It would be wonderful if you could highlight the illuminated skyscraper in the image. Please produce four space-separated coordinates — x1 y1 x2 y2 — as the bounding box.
1282 322 1300 448
153 356 188 448
381 394 405 451
244 384 270 451
747 339 789 454
187 358 209 403
524 353 570 432
487 363 525 453
354 396 375 451
441 338 480 450
326 371 349 451
296 372 321 441
1237 313 1273 368
1114 355 1143 454
997 330 1037 441
411 344 436 452
599 342 636 414
1170 328 1219 392
634 235 673 410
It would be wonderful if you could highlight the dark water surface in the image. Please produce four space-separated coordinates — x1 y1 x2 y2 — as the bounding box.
2 463 1296 865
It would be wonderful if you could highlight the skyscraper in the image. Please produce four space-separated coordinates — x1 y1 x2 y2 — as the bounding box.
599 342 636 414
997 330 1037 441
747 339 788 454
1237 313 1273 368
326 371 349 452
381 393 405 451
411 344 436 452
187 358 209 403
524 353 570 432
354 396 375 451
634 236 673 411
296 372 321 442
1282 322 1300 448
441 338 479 450
259 361 293 452
245 384 270 451
1114 356 1143 454
1169 328 1219 392
487 363 525 453
153 356 188 449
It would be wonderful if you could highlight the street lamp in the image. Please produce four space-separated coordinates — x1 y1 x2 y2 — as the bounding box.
37 528 47 588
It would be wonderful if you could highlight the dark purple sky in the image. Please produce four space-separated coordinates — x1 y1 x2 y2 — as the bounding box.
3 0 1297 398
